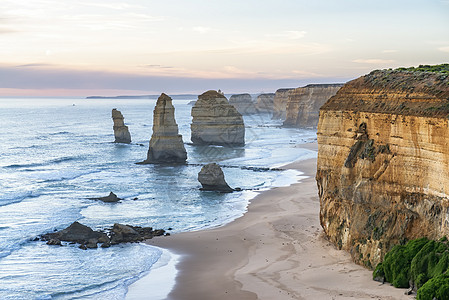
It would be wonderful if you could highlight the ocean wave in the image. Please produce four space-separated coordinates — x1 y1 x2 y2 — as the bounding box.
0 191 41 207
25 169 100 182
4 156 79 169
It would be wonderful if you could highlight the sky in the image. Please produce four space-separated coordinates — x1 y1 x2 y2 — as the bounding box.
0 0 448 96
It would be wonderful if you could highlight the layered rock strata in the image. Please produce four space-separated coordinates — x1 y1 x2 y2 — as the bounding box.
112 109 131 143
272 88 294 120
198 163 233 192
283 84 343 128
316 69 449 268
142 93 187 164
229 93 257 115
191 90 245 146
255 93 275 114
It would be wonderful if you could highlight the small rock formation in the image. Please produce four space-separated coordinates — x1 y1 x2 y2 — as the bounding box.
317 66 449 268
283 84 343 128
88 192 121 203
255 93 275 114
229 93 257 115
142 93 187 164
40 221 166 249
272 88 294 120
112 109 132 143
198 163 233 192
191 90 245 146
41 221 109 248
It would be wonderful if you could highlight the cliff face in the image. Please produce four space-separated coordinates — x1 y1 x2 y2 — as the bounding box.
229 93 256 115
316 69 449 268
272 88 294 120
255 93 275 114
191 90 245 146
283 84 343 128
112 109 131 143
143 93 187 164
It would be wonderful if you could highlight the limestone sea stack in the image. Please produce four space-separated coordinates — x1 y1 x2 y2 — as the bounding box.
229 93 257 115
316 65 449 268
255 93 275 114
272 88 294 120
283 84 343 128
191 90 245 146
112 109 131 143
198 163 233 192
142 93 187 164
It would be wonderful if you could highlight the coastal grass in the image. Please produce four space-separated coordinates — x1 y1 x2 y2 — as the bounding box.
394 64 449 74
373 237 449 300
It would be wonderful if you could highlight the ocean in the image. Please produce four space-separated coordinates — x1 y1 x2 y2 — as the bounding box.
0 96 317 299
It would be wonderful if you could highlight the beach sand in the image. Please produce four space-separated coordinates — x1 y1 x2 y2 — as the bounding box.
144 144 412 300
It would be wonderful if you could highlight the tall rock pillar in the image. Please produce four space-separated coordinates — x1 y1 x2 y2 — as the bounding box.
142 93 187 164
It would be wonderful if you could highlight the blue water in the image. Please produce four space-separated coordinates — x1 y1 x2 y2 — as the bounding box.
0 97 317 299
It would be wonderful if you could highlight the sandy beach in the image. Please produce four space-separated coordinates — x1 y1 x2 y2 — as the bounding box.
144 144 412 300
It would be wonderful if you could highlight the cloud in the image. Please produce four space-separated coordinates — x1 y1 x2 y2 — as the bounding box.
267 30 307 40
16 63 53 68
382 49 398 53
0 64 345 95
192 26 212 34
438 46 449 52
353 59 395 64
0 28 16 34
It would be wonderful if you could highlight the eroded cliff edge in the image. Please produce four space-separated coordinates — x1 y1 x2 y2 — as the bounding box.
316 67 449 268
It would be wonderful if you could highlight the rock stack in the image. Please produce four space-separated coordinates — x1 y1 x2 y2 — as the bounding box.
112 109 131 143
272 88 294 120
255 93 275 114
191 90 245 146
229 93 257 115
198 163 233 192
142 93 187 164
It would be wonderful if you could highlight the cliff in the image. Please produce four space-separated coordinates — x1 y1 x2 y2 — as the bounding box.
272 88 294 120
255 93 275 114
191 90 245 146
316 67 449 268
283 84 343 128
111 109 131 143
229 93 257 115
142 93 187 164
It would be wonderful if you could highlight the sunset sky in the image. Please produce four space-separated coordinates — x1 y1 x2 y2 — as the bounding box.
1 0 448 96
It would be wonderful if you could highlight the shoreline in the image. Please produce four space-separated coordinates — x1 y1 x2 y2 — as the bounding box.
141 144 412 299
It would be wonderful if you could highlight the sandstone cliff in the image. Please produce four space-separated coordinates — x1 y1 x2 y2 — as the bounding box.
272 88 294 120
112 109 131 143
229 93 257 115
142 93 187 164
191 90 245 146
316 68 449 268
255 93 275 114
283 84 343 128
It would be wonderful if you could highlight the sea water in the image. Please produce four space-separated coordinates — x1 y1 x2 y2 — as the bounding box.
0 97 317 299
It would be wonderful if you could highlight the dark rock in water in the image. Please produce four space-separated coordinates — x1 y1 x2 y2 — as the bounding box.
89 192 121 203
46 239 62 246
41 221 109 248
40 221 166 249
198 163 234 193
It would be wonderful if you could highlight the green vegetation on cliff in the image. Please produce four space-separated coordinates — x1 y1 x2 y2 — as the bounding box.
373 237 449 299
395 64 449 74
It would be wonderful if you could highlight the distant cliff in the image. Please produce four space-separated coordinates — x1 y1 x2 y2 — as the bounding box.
283 84 343 128
229 93 257 115
255 93 275 114
316 65 449 268
272 88 294 120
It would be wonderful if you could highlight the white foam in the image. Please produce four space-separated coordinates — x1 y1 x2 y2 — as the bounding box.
126 248 179 300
